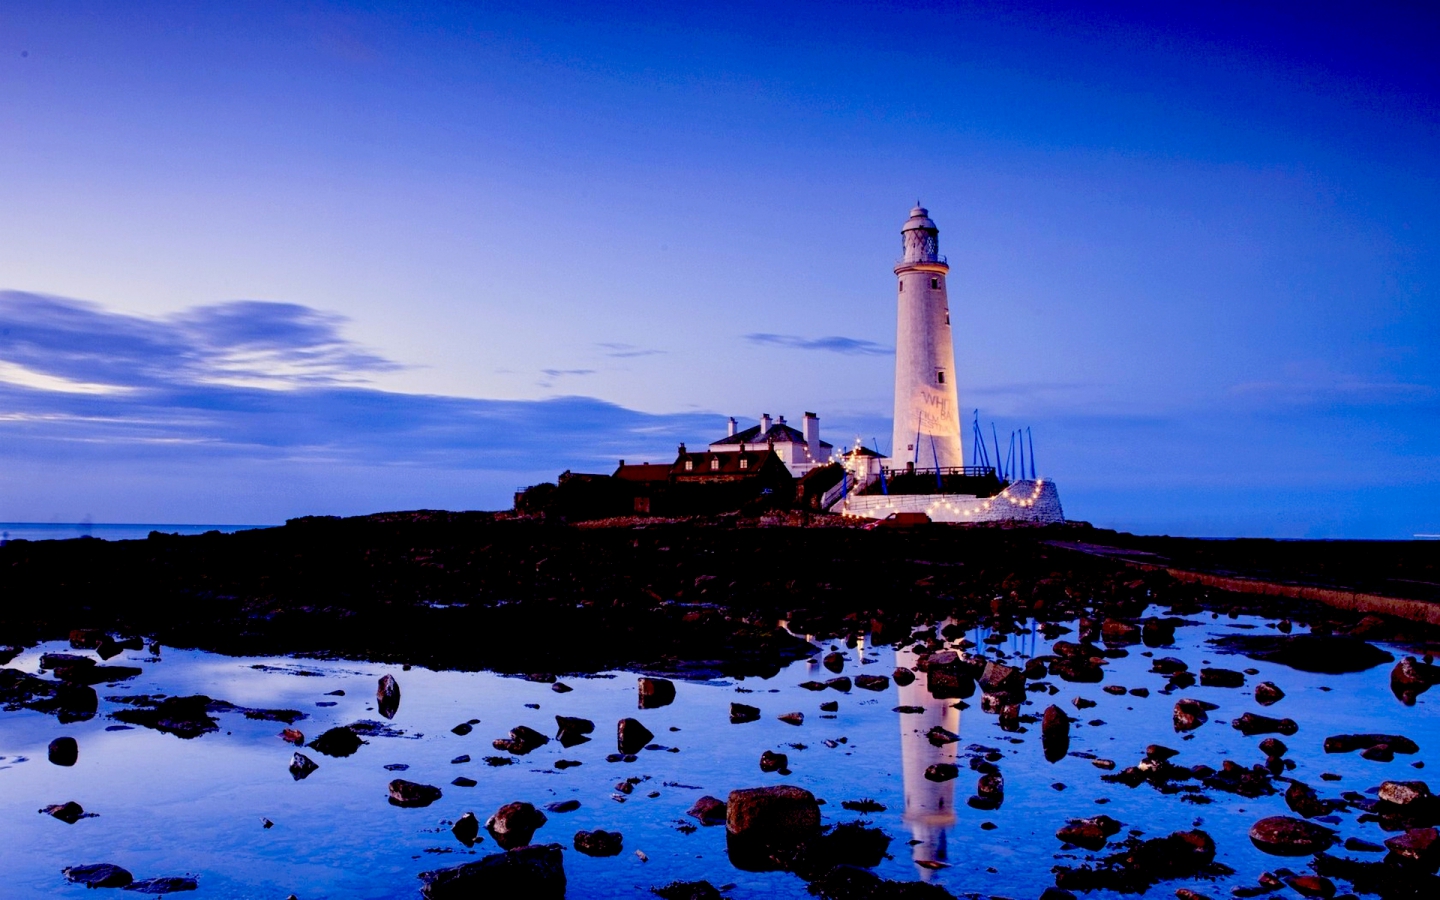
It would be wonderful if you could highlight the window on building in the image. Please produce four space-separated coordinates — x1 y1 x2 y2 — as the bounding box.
930 277 939 289
898 281 904 291
710 458 720 470
684 460 693 471
937 370 946 384
739 458 749 470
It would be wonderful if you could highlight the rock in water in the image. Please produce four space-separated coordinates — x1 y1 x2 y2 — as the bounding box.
1173 698 1215 732
377 674 401 720
1249 816 1337 856
554 715 594 747
62 864 133 888
1384 827 1440 871
308 726 365 758
288 752 319 780
1199 668 1245 688
486 801 548 849
725 785 822 871
1324 733 1420 755
1042 705 1071 762
892 667 915 687
854 674 889 691
1209 634 1394 674
452 811 480 846
1057 815 1122 851
48 736 78 766
760 750 788 773
687 796 727 825
493 725 549 755
1254 681 1285 705
419 843 565 900
1232 712 1299 736
638 677 676 709
730 703 761 724
388 779 442 808
126 876 199 893
652 881 724 900
574 829 624 857
41 801 87 824
617 718 654 755
1378 781 1432 807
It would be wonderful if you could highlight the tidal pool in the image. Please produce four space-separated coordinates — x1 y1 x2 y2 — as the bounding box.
1 608 1435 898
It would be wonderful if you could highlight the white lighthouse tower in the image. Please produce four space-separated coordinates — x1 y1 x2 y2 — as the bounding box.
891 205 964 470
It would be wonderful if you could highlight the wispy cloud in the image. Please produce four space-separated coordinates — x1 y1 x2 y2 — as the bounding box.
0 291 398 393
598 342 665 358
744 333 892 355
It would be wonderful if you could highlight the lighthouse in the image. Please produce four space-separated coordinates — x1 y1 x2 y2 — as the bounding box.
891 205 963 470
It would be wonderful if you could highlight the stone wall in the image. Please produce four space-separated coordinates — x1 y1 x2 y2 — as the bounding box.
840 479 1064 525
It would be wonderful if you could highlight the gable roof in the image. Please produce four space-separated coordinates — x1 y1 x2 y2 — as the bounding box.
710 422 833 449
613 462 673 482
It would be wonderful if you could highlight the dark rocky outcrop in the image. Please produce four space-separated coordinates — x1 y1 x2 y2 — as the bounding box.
652 881 725 900
1209 634 1395 674
388 779 442 808
41 801 88 824
639 677 676 709
288 752 318 780
1324 734 1420 755
419 843 565 900
1041 704 1070 762
112 695 219 739
687 795 727 825
617 717 654 754
124 876 199 893
1056 815 1122 851
486 801 548 849
726 785 822 871
48 736 78 766
62 864 133 888
376 674 400 719
1232 712 1298 736
493 725 549 755
1249 816 1337 856
1055 830 1222 893
554 715 594 747
730 703 761 724
308 725 365 757
452 811 481 846
574 829 624 857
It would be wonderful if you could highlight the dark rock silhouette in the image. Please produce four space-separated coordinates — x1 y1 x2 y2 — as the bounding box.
376 674 400 719
419 843 564 900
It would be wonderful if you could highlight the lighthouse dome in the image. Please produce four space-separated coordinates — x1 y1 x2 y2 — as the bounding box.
902 205 937 232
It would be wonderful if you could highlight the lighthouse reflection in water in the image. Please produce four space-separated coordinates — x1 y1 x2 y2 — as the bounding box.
897 640 959 877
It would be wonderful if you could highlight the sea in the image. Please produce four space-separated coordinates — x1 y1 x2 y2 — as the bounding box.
0 523 271 543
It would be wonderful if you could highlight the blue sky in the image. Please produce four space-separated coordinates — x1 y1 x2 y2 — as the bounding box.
0 1 1436 536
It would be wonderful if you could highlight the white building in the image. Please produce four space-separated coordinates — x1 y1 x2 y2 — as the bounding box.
891 205 964 470
708 412 832 477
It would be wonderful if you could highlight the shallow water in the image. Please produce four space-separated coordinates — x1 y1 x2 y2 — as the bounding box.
1 609 1435 899
0 523 266 543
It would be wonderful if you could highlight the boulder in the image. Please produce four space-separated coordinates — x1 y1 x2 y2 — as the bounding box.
1285 875 1336 899
1385 827 1440 872
280 728 304 745
288 752 319 780
554 716 594 747
924 764 959 782
452 811 480 846
41 801 87 824
419 843 565 900
1054 830 1216 893
68 629 106 649
1248 816 1336 856
486 801 548 849
730 703 761 724
48 736 78 766
545 799 580 813
1379 781 1432 807
1057 815 1122 851
760 750 788 773
652 881 724 900
1173 698 1214 732
308 726 365 757
111 695 218 739
388 779 442 808
1260 737 1288 758
638 677 676 709
1142 617 1177 647
823 652 846 673
686 795 727 825
779 712 804 726
892 667 915 687
851 673 888 692
1284 782 1331 819
825 677 852 692
1049 657 1105 683
1254 681 1285 705
1150 657 1188 675
725 785 821 870
1324 733 1420 755
1232 712 1298 736
574 829 624 857
1392 656 1440 702
1102 619 1141 645
617 718 654 754
376 674 401 720
1209 634 1394 673
979 661 1024 697
125 877 198 893
1042 705 1071 762
62 864 133 888
494 725 549 755
1199 668 1245 688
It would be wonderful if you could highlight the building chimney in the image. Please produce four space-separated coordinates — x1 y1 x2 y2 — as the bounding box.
803 412 820 460
727 417 738 437
760 413 772 434
619 459 625 467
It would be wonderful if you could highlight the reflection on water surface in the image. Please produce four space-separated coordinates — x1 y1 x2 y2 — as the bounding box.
1 608 1435 898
